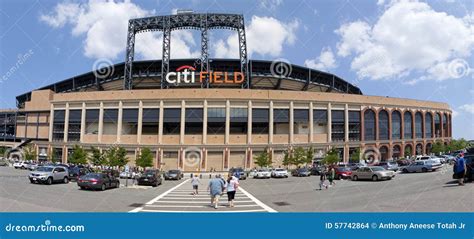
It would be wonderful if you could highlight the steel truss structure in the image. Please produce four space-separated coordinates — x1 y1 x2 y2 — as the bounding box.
124 13 249 90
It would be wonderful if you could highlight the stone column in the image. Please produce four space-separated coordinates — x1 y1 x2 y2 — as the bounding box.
344 104 349 142
63 103 70 142
289 101 294 144
247 101 252 144
180 100 185 145
309 102 314 143
269 101 274 144
117 101 123 143
327 103 332 142
203 100 208 144
98 102 104 143
225 100 230 145
80 102 86 142
158 101 164 144
48 104 54 142
137 101 143 144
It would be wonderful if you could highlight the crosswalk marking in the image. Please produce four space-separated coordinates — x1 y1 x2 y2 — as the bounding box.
130 179 276 213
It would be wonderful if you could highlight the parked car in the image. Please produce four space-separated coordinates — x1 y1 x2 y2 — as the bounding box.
26 163 38 171
254 169 271 179
102 169 120 178
229 167 247 180
119 171 134 179
351 166 395 181
335 167 352 179
164 170 183 180
271 168 289 178
68 166 92 181
440 155 455 164
291 168 311 177
137 169 162 187
401 160 442 173
375 161 399 172
77 173 120 191
396 159 411 166
347 163 365 171
29 166 69 185
310 165 326 175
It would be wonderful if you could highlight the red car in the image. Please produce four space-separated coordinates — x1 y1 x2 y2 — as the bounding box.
335 167 352 179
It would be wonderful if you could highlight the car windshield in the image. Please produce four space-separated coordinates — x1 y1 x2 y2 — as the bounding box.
36 167 54 172
168 170 179 174
144 171 155 176
275 169 285 171
388 162 397 165
338 167 351 172
82 173 102 179
298 168 308 172
371 167 385 171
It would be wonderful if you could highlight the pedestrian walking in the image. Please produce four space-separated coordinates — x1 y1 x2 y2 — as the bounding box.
208 174 225 209
226 175 239 207
454 153 466 186
191 174 202 195
328 167 336 186
319 169 328 190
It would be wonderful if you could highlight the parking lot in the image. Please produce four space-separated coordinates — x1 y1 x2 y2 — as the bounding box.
0 165 471 212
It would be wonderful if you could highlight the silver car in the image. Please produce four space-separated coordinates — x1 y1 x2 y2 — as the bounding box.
401 160 442 173
351 166 395 181
29 166 69 185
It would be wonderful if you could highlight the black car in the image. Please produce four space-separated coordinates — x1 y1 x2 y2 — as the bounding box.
463 155 474 182
138 169 162 187
229 167 247 180
164 170 183 180
68 166 92 181
292 168 311 177
77 173 120 191
310 165 326 175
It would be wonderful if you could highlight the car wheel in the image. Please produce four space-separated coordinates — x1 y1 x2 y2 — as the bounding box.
352 175 358 181
63 177 69 184
372 175 378 181
402 168 408 173
422 168 428 173
46 177 53 185
29 179 34 184
101 184 106 191
337 175 342 180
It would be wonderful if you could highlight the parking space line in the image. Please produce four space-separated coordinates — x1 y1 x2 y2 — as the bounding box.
238 186 277 212
140 209 267 213
129 179 189 213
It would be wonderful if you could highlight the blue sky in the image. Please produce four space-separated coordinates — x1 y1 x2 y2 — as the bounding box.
0 0 473 139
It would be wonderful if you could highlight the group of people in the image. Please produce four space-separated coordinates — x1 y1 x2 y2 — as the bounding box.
190 173 240 209
318 166 337 190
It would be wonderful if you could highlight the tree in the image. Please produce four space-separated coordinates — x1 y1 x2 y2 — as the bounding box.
0 147 7 157
22 145 37 161
254 149 271 168
68 145 88 165
404 147 412 157
282 149 294 168
106 146 129 168
322 148 339 165
293 147 307 166
431 141 445 155
303 147 314 166
89 147 106 166
447 138 468 152
136 147 154 170
350 148 361 163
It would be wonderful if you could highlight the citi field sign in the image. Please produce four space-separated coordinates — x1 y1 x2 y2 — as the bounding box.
165 65 244 84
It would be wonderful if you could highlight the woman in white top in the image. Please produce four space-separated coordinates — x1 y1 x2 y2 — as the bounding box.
191 174 201 195
226 176 239 207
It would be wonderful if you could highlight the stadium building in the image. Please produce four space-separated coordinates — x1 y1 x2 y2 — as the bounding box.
0 13 452 171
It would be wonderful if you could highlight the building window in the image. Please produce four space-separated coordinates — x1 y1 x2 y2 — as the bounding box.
313 109 327 134
443 114 448 137
364 109 375 141
293 109 309 134
378 110 389 140
404 111 413 139
142 108 159 135
163 108 181 135
207 108 226 134
68 110 81 141
252 108 269 134
103 109 118 135
52 110 65 141
348 111 360 141
415 112 423 139
391 111 401 140
331 110 345 141
85 109 99 135
185 108 203 134
434 113 441 138
273 109 289 134
230 108 247 134
122 109 138 135
425 113 432 138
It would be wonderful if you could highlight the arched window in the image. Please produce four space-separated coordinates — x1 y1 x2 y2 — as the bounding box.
380 146 389 161
391 111 401 140
378 110 389 140
415 112 423 139
434 113 441 137
404 112 413 139
364 109 376 141
443 114 448 137
425 113 432 138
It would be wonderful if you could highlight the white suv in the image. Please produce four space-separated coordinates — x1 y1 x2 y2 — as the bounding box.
271 168 289 178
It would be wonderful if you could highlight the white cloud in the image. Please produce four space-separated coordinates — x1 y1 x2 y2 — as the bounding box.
259 0 283 12
459 104 474 114
304 47 337 71
335 1 474 82
40 0 199 60
214 16 299 58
